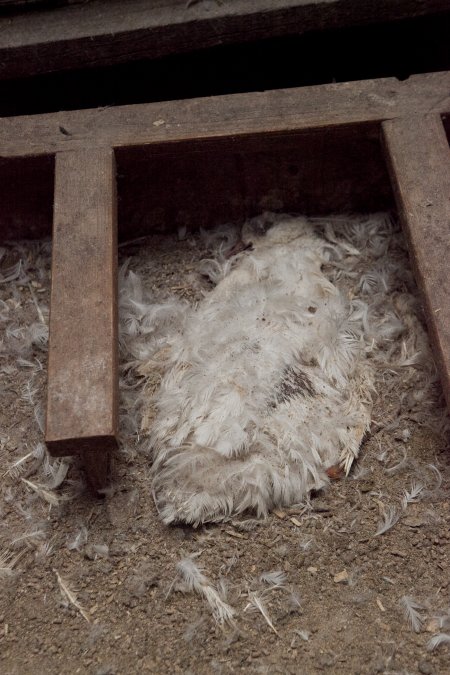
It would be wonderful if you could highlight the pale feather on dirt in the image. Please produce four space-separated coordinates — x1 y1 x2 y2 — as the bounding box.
400 595 425 633
170 556 235 625
135 212 440 526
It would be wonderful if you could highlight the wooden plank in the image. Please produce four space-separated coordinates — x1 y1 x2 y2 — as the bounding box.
0 71 450 159
0 0 448 81
45 147 118 485
382 114 450 408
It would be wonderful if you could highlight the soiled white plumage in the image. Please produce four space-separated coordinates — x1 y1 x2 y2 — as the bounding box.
148 215 374 524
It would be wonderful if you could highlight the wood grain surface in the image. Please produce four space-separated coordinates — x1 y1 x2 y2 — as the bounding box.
45 148 118 466
383 113 450 408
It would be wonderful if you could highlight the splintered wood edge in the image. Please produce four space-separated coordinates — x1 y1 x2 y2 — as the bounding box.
382 113 450 408
45 147 118 470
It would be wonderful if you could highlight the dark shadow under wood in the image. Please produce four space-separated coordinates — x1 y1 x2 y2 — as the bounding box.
0 154 54 240
116 124 394 240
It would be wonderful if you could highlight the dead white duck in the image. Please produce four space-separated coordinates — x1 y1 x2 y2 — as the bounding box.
147 214 374 525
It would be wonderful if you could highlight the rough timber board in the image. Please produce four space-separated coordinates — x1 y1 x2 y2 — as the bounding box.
0 72 450 159
0 0 448 80
382 114 450 409
45 148 118 465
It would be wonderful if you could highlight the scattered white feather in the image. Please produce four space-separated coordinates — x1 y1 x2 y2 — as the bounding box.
434 606 450 631
259 571 286 588
401 482 425 509
11 526 47 547
3 442 45 480
92 544 109 558
298 537 314 551
17 357 39 369
427 633 450 651
376 447 388 463
183 616 206 642
67 526 89 552
33 403 45 433
21 477 60 507
351 464 371 480
375 505 400 536
288 590 302 611
244 591 278 635
173 557 235 625
21 380 39 405
400 596 425 632
425 464 443 492
42 455 70 489
27 282 46 325
54 569 91 623
3 451 34 479
28 321 48 347
0 549 23 579
35 540 54 560
385 448 409 475
0 258 23 284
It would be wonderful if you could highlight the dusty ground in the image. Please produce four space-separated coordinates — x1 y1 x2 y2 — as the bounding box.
0 219 449 675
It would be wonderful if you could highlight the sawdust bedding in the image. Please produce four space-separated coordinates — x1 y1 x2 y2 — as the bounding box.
0 213 449 675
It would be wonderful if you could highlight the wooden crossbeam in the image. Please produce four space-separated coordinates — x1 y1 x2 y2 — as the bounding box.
0 72 449 159
45 148 118 491
382 113 450 408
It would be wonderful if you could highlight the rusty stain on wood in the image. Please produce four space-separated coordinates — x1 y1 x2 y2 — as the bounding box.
45 147 118 489
382 113 450 408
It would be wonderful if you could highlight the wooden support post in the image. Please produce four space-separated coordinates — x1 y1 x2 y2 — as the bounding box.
45 147 118 491
382 114 450 408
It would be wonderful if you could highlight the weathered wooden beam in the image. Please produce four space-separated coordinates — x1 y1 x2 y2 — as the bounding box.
45 147 118 488
382 113 450 408
0 0 448 81
0 72 449 159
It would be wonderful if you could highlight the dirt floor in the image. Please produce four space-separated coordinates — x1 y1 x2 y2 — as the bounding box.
0 218 450 675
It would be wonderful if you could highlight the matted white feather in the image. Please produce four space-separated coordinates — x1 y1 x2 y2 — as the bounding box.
147 215 375 524
128 212 449 525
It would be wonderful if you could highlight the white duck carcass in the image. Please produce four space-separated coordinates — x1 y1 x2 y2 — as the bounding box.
147 215 374 525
